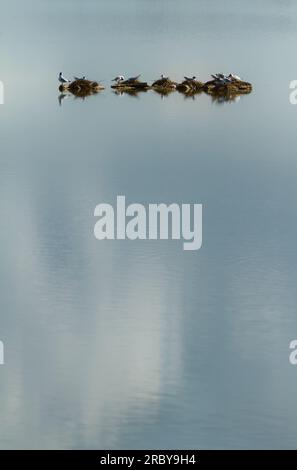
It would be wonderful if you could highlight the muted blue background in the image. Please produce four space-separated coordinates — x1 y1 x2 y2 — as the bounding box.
0 0 297 449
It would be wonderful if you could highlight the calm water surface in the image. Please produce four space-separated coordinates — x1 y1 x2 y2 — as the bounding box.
1 0 297 449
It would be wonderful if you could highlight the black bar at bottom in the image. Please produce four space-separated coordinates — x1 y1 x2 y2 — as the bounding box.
0 450 296 465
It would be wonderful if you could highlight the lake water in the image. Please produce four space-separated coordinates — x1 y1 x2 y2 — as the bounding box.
1 0 297 450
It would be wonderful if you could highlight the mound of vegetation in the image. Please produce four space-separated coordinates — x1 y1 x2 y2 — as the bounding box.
59 79 104 97
151 77 177 92
204 79 252 96
111 80 149 91
177 79 205 94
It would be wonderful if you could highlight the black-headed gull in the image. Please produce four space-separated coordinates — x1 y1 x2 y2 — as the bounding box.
112 75 125 83
228 73 242 81
125 75 141 83
59 72 70 84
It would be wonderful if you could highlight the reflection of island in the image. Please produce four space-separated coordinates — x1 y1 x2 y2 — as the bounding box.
152 88 176 99
113 88 148 98
177 78 204 94
211 94 241 105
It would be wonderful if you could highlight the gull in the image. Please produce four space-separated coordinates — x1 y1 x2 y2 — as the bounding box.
112 75 125 83
228 73 242 81
223 76 232 83
152 74 171 86
184 76 196 81
211 74 222 81
125 75 141 83
59 72 70 84
211 73 228 80
74 75 86 80
211 73 232 85
220 78 232 85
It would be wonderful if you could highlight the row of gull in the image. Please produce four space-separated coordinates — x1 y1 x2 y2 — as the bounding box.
59 72 244 87
112 73 243 86
211 73 242 84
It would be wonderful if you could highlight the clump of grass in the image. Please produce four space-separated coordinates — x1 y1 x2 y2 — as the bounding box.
59 79 104 97
204 79 252 97
177 79 205 95
111 80 150 91
151 76 178 93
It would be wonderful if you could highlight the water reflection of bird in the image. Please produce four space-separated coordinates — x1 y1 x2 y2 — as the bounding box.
58 93 68 106
183 93 196 101
212 94 241 105
59 72 70 84
113 89 140 99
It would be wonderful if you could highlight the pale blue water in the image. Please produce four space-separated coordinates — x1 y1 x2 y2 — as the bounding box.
1 0 297 449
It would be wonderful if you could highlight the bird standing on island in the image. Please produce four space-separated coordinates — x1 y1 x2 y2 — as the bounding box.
211 73 225 80
228 73 242 82
125 75 141 83
184 76 196 81
59 72 70 84
211 73 233 84
152 74 172 86
112 75 125 83
74 76 86 81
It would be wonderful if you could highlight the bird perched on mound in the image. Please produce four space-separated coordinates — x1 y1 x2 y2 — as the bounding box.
210 73 232 84
152 74 176 88
114 75 141 85
59 72 70 84
211 73 243 84
184 76 196 82
124 75 141 83
228 73 242 82
177 76 204 94
112 75 125 84
112 75 145 88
